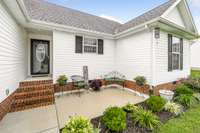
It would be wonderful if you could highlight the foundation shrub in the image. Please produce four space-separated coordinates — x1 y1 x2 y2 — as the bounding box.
146 96 165 112
102 106 126 132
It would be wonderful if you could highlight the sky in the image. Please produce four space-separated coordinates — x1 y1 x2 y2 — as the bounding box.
45 0 200 32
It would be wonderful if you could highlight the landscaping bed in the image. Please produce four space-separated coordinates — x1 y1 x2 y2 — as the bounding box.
91 102 175 133
91 112 149 133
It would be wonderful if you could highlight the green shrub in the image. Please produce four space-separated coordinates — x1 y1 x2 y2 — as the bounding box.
175 94 197 108
62 116 93 133
57 75 68 86
176 84 193 96
131 107 160 130
182 77 200 92
122 103 138 113
164 101 183 116
146 96 165 112
134 76 146 86
102 107 126 132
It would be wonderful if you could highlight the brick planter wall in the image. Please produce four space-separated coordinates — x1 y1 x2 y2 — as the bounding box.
54 82 75 93
153 81 181 95
125 80 150 94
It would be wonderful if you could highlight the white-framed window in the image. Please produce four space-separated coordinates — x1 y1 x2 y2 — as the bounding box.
83 37 97 53
172 37 181 70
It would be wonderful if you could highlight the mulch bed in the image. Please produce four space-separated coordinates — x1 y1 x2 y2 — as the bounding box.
60 102 176 133
90 102 175 133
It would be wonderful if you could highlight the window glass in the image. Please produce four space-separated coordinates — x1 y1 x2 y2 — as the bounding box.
83 37 97 53
172 54 180 70
172 37 180 70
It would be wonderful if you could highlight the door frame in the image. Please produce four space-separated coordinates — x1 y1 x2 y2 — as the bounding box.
30 39 50 75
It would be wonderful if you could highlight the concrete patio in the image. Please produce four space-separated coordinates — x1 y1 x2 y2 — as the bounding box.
0 87 145 133
0 105 59 133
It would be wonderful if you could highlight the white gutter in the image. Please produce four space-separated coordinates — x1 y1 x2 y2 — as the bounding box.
15 0 199 40
16 0 31 22
159 18 199 38
15 0 158 40
114 25 148 39
29 19 115 39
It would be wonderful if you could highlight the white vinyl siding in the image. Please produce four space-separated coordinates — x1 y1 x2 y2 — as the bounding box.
164 7 185 28
191 40 200 69
53 31 115 82
0 1 27 102
115 30 152 83
153 30 190 85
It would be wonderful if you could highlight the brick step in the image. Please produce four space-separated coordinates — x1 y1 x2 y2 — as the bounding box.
19 80 53 87
16 84 54 93
12 95 54 107
10 101 54 112
14 89 54 100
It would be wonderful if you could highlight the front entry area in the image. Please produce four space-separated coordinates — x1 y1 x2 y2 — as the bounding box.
31 39 50 75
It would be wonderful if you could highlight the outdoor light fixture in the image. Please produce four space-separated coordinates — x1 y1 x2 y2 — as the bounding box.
155 27 160 39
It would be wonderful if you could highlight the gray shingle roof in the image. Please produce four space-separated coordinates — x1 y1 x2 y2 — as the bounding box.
23 0 177 35
116 0 177 33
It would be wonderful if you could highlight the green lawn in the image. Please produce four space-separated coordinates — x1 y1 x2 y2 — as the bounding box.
155 105 200 133
191 70 200 78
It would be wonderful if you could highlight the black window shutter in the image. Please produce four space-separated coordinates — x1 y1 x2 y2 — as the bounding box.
98 39 104 54
168 34 173 71
180 38 183 70
75 36 83 53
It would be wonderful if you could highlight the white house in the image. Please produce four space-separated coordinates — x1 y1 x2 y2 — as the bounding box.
191 40 200 70
0 0 199 107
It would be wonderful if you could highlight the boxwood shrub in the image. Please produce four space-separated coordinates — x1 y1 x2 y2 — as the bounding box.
101 106 126 132
146 96 165 112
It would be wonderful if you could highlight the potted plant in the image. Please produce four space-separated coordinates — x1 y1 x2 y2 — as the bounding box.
90 79 102 91
57 75 68 86
134 76 146 86
159 90 174 101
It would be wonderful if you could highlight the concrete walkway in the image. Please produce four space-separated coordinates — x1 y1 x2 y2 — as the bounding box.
0 87 145 132
0 105 59 133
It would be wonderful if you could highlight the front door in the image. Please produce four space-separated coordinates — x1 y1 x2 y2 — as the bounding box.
31 39 50 75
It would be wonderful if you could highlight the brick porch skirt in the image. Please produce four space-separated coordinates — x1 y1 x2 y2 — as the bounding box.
0 93 14 121
0 79 181 121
